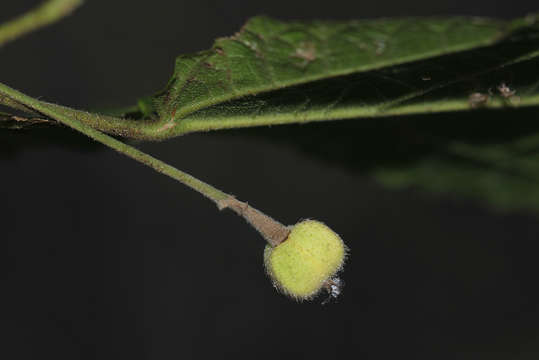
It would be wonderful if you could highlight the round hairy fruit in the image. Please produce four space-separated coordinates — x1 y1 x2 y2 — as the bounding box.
264 219 346 300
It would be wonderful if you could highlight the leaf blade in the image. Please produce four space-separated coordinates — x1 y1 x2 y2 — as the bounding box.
152 15 538 138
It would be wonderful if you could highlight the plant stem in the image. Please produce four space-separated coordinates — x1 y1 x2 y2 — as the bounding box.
0 82 228 202
0 0 83 47
0 81 290 246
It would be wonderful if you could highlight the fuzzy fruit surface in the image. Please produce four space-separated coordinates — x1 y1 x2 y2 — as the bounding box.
264 220 346 300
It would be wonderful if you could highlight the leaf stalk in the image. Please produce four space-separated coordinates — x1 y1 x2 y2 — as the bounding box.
0 81 290 246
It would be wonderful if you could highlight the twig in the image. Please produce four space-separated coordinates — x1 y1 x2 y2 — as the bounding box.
0 0 83 47
0 81 290 246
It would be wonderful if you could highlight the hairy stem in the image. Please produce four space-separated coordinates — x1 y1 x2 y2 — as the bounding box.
0 81 290 246
0 0 83 47
0 82 228 202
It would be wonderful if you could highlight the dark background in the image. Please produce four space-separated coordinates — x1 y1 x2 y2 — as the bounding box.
2 0 539 359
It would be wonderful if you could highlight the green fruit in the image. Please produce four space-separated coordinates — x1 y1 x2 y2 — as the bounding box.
264 219 347 300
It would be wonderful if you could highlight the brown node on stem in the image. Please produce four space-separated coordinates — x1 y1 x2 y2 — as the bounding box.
217 197 291 247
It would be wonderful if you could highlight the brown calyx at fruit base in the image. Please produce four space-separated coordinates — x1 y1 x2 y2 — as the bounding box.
217 197 291 247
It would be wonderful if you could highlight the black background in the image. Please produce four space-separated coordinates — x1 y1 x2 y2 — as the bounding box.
2 1 539 359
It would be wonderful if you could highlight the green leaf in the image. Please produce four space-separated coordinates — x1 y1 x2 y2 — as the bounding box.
2 14 539 214
147 14 539 213
372 111 539 212
148 15 539 138
3 15 538 139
